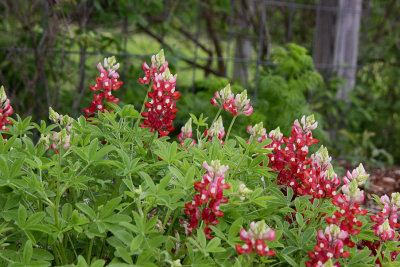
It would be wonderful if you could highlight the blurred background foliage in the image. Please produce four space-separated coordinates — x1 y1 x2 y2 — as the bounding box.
1 0 400 166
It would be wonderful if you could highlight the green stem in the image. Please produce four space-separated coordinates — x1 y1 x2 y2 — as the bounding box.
225 115 238 142
374 242 383 264
135 81 154 129
230 137 254 180
162 209 172 231
87 238 94 264
54 147 62 230
146 131 157 156
111 178 122 199
51 244 61 266
204 107 223 142
97 237 106 260
167 210 179 235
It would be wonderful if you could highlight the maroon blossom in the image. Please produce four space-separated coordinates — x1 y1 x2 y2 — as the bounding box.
178 118 195 147
306 225 350 267
235 221 276 257
0 86 14 137
184 160 229 239
139 50 180 137
83 57 123 120
204 117 225 144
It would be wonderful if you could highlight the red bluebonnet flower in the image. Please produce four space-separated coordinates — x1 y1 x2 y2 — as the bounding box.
178 118 195 147
223 90 253 116
307 165 369 266
247 122 267 143
211 84 253 116
40 107 74 151
138 49 168 85
306 225 350 267
0 86 14 137
83 56 123 120
360 193 400 265
211 84 234 108
266 115 340 201
204 117 225 143
184 160 229 239
235 221 276 257
139 50 180 137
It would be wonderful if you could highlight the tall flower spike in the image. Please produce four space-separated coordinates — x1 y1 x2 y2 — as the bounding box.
84 57 123 120
178 118 195 147
235 221 276 257
139 50 180 137
211 84 234 108
184 160 230 239
247 122 267 143
204 116 225 143
0 86 14 134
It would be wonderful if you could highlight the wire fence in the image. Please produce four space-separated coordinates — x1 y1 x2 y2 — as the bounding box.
0 0 371 110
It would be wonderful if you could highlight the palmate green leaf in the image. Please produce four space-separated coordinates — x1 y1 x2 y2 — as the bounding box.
76 203 97 220
32 248 54 261
0 156 9 179
25 212 45 227
88 139 99 162
348 247 374 264
228 217 243 241
116 247 133 264
132 211 144 233
92 145 115 162
23 240 33 264
301 227 315 246
0 135 17 154
281 254 299 267
197 228 207 249
139 171 156 193
100 197 121 219
91 259 106 267
130 234 143 252
206 237 225 253
17 204 27 226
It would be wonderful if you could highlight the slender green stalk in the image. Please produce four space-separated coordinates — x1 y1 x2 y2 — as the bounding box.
225 115 238 142
204 107 223 142
374 243 383 264
54 147 62 230
97 237 106 260
162 209 172 231
111 178 122 199
135 81 154 129
87 238 94 264
146 131 157 156
51 244 61 266
230 137 254 180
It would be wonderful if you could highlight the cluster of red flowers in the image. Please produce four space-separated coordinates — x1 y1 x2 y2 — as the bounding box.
266 115 340 200
139 50 180 137
0 86 13 138
236 221 276 257
211 84 253 117
247 122 267 143
204 117 225 143
307 165 369 266
183 160 230 239
360 193 400 265
83 57 123 120
178 118 196 147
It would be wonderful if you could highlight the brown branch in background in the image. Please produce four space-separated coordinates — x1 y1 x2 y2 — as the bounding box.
371 0 395 44
137 24 222 77
173 17 215 76
72 1 93 112
203 0 225 76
